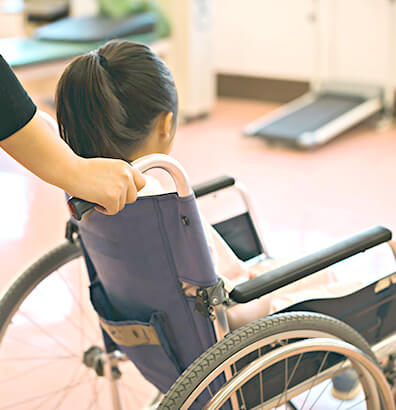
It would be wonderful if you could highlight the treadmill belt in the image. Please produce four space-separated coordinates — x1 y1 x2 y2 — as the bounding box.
255 93 366 140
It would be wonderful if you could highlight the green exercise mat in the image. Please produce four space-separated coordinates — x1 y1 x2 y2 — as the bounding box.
35 13 156 42
0 6 169 67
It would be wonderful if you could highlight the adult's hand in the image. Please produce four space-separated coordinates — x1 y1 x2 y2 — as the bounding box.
73 157 146 215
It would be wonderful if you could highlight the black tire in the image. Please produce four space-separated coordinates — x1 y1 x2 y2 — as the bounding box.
159 312 378 410
0 241 81 340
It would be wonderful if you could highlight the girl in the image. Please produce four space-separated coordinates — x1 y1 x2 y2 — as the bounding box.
55 39 351 329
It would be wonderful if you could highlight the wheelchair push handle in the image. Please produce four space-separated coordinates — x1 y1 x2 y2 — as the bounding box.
68 154 193 221
68 173 237 220
194 175 235 198
230 226 393 303
68 198 96 221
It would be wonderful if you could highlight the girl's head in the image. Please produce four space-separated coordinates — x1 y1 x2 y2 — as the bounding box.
56 40 178 161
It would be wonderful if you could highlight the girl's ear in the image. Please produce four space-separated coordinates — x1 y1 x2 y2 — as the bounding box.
162 112 173 139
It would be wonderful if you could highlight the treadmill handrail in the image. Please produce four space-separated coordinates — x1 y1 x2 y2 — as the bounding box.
229 226 392 303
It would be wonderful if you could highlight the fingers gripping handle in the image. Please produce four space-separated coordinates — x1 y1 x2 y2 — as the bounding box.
67 154 193 221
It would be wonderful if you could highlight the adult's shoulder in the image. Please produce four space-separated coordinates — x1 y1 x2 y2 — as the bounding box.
0 54 37 140
0 54 12 72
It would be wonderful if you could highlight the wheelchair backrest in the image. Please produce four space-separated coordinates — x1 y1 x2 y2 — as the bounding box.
78 156 219 393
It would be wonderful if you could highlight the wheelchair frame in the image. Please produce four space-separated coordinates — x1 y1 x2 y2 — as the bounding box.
1 154 396 409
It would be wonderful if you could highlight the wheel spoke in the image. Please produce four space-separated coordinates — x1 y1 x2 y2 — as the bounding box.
121 384 133 409
18 311 78 356
300 351 329 409
259 347 264 405
310 361 347 410
0 370 92 409
345 397 367 409
0 359 65 385
275 352 304 407
308 379 332 409
0 355 76 361
53 307 98 346
86 377 99 410
232 362 247 409
79 266 85 356
30 394 58 410
51 362 84 409
283 344 289 405
5 335 60 352
206 384 214 398
119 381 141 404
57 265 100 337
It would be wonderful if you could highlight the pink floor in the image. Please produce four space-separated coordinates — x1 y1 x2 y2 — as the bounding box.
1 98 396 408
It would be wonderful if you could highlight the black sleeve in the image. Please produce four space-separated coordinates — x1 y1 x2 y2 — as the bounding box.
0 55 37 141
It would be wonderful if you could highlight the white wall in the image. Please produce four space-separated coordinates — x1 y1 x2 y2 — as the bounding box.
214 0 392 86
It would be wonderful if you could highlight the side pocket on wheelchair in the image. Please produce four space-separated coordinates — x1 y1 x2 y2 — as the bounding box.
89 279 181 393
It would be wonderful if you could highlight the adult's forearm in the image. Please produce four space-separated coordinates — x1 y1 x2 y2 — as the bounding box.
0 110 80 191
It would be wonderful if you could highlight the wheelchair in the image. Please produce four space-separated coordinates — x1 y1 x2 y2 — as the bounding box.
1 153 396 410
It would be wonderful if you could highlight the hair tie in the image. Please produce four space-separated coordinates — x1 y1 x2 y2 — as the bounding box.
98 54 109 70
91 51 109 70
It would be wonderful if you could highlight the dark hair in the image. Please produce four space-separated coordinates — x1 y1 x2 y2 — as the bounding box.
56 39 178 160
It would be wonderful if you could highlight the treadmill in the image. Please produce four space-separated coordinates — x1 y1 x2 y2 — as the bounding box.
245 0 395 149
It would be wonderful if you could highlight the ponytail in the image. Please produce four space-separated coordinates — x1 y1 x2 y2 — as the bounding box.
56 40 177 159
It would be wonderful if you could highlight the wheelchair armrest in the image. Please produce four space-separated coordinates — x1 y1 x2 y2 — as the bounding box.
193 176 235 198
229 226 392 303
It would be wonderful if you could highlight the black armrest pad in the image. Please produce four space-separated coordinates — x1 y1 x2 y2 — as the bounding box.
230 226 392 303
193 175 235 198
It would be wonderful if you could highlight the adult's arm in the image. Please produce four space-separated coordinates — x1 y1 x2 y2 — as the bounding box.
0 55 145 214
1 111 146 214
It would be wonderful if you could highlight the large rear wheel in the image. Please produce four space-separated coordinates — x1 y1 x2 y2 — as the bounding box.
0 241 157 409
159 312 394 410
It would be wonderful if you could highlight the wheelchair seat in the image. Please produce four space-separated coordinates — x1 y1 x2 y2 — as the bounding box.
284 271 396 346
